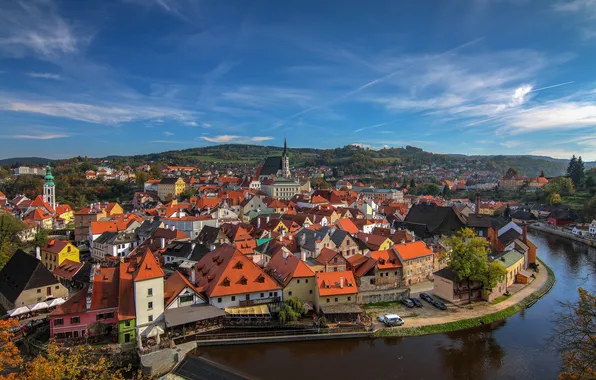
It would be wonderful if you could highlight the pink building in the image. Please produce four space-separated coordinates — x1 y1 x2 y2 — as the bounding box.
50 267 119 340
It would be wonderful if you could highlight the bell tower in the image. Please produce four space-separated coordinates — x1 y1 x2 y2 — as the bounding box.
43 165 56 211
281 137 291 178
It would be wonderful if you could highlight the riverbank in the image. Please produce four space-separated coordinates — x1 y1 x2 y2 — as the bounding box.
374 258 556 337
529 223 596 248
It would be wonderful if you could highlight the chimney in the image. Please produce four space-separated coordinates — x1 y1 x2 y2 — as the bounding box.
365 236 368 243
522 223 528 241
35 247 41 260
283 250 289 259
390 228 396 235
282 230 286 237
191 242 196 251
171 225 175 231
257 218 261 228
340 277 344 288
190 268 196 285
475 192 480 216
301 251 306 261
400 239 405 244
266 216 270 223
210 244 216 251
160 237 166 250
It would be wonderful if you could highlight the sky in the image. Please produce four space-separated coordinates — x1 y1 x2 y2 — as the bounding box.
1 0 596 160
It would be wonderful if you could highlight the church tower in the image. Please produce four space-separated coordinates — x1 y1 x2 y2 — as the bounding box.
281 137 291 178
43 165 56 211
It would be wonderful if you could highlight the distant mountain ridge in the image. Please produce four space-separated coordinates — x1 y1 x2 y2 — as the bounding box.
0 157 51 166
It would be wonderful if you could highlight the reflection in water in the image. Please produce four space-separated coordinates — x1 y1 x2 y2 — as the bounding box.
438 321 506 380
198 232 595 380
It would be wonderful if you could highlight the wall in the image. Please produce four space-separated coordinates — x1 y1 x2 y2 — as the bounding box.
118 319 137 345
50 307 118 339
402 254 435 285
209 290 282 309
134 278 165 328
433 276 455 303
315 293 357 312
357 288 409 304
13 284 68 308
283 277 315 303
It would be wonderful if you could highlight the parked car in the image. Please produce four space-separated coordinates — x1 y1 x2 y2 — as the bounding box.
420 293 434 303
409 298 422 307
379 314 404 327
432 300 447 310
401 298 415 308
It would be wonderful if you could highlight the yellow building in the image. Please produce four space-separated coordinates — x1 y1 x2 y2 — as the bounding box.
266 253 316 304
55 204 75 225
41 240 80 271
157 177 186 201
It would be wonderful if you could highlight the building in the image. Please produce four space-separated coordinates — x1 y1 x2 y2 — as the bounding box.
133 251 166 349
590 220 596 235
192 244 282 308
392 241 435 286
261 178 302 200
315 248 348 272
257 138 291 181
91 231 138 261
74 203 122 242
266 252 316 304
42 165 56 211
161 216 218 240
49 266 119 340
157 177 186 201
433 267 484 304
41 240 80 271
404 204 466 238
351 187 404 202
314 271 361 321
0 250 68 311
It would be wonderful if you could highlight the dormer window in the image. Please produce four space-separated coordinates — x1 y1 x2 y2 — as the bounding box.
222 277 230 286
234 261 244 269
240 276 248 285
257 274 265 283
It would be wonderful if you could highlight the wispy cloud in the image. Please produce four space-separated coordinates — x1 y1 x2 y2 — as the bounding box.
123 0 200 22
164 131 174 136
0 1 92 59
27 72 62 80
500 140 522 148
1 133 70 140
553 0 596 38
200 135 274 143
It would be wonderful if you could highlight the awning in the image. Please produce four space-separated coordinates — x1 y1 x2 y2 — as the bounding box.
8 306 30 317
48 298 66 307
142 325 165 338
29 302 49 311
224 304 270 316
164 305 228 327
319 304 363 315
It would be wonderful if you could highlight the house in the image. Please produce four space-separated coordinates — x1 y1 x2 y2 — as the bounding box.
433 266 484 304
196 225 231 247
314 271 361 322
404 204 466 238
327 228 359 258
392 241 435 286
24 208 53 229
162 241 210 266
590 220 596 235
528 176 549 189
266 252 316 304
52 260 91 294
315 248 348 272
54 204 74 226
162 216 218 240
91 231 138 261
366 249 403 289
355 233 394 251
335 218 359 235
117 260 136 345
572 225 590 237
41 240 80 271
157 177 185 201
0 250 68 311
295 228 336 259
49 266 119 340
547 208 578 226
191 244 282 308
489 250 527 301
74 205 107 242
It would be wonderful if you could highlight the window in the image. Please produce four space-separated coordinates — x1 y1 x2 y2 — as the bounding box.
106 312 114 319
147 288 153 297
260 293 264 297
37 289 41 294
55 285 60 289
348 296 351 301
297 279 300 284
288 291 292 296
217 297 222 303
231 296 236 301
148 315 153 322
326 298 330 303
335 297 338 302
124 320 131 327
180 295 193 303
96 314 105 321
274 291 278 297
246 294 250 301
148 302 153 310
309 290 313 294
305 279 308 283
70 316 80 324
54 318 64 326
124 333 131 343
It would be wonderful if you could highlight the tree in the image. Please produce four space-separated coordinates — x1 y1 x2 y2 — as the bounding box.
33 228 48 248
135 171 149 187
444 228 491 303
505 167 519 177
567 155 577 178
553 288 596 380
443 185 451 197
545 177 574 196
566 155 586 188
409 178 416 189
278 297 306 324
482 261 507 296
539 170 545 178
547 193 562 206
0 241 12 270
0 318 23 379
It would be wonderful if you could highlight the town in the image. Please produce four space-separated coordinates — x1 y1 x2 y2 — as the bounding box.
1 139 582 377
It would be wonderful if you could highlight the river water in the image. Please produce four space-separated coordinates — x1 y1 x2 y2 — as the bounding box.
199 232 596 380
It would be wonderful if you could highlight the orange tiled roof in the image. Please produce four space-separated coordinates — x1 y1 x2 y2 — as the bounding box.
90 267 119 310
51 287 87 316
266 253 315 286
335 218 359 234
134 249 165 282
118 261 135 320
30 195 55 214
316 248 341 265
55 204 73 215
316 271 358 296
368 249 402 269
392 241 433 261
164 271 204 308
25 208 52 221
193 244 281 298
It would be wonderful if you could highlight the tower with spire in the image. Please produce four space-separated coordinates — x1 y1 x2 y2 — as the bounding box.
281 137 291 178
43 164 56 211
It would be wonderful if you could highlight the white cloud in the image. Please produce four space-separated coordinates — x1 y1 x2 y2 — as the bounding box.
506 102 596 132
511 85 533 105
0 96 197 125
499 140 522 148
27 72 62 80
183 121 199 127
0 1 91 59
164 131 174 136
1 133 70 139
200 135 275 143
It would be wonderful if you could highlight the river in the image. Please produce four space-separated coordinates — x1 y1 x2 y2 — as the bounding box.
198 232 596 380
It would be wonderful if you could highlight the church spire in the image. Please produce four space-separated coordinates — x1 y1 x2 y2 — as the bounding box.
283 136 287 157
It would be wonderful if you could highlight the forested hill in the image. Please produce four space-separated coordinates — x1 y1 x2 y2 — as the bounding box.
85 144 590 177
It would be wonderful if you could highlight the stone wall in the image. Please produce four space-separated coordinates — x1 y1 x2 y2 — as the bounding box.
357 288 410 304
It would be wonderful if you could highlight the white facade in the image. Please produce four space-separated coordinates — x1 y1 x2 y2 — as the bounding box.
209 290 282 309
166 287 205 310
134 277 165 340
162 218 218 240
261 181 301 200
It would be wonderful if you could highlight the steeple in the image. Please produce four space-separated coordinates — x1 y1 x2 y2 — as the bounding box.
281 136 290 178
283 136 287 157
43 164 56 211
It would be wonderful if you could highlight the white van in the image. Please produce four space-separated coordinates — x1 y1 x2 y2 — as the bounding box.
378 314 404 327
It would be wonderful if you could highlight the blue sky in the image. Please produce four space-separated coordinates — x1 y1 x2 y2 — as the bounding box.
1 0 596 160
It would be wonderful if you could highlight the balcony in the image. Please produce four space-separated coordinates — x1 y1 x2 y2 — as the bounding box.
239 296 281 307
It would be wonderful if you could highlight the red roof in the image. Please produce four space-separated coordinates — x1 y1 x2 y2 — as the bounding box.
193 244 281 298
25 208 52 221
51 287 87 316
52 259 84 280
118 261 135 321
134 249 165 282
316 248 342 265
368 249 402 269
392 241 433 261
42 240 72 254
30 195 55 214
266 253 315 286
90 267 119 310
335 218 359 234
316 271 358 296
164 271 204 307
55 204 73 215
